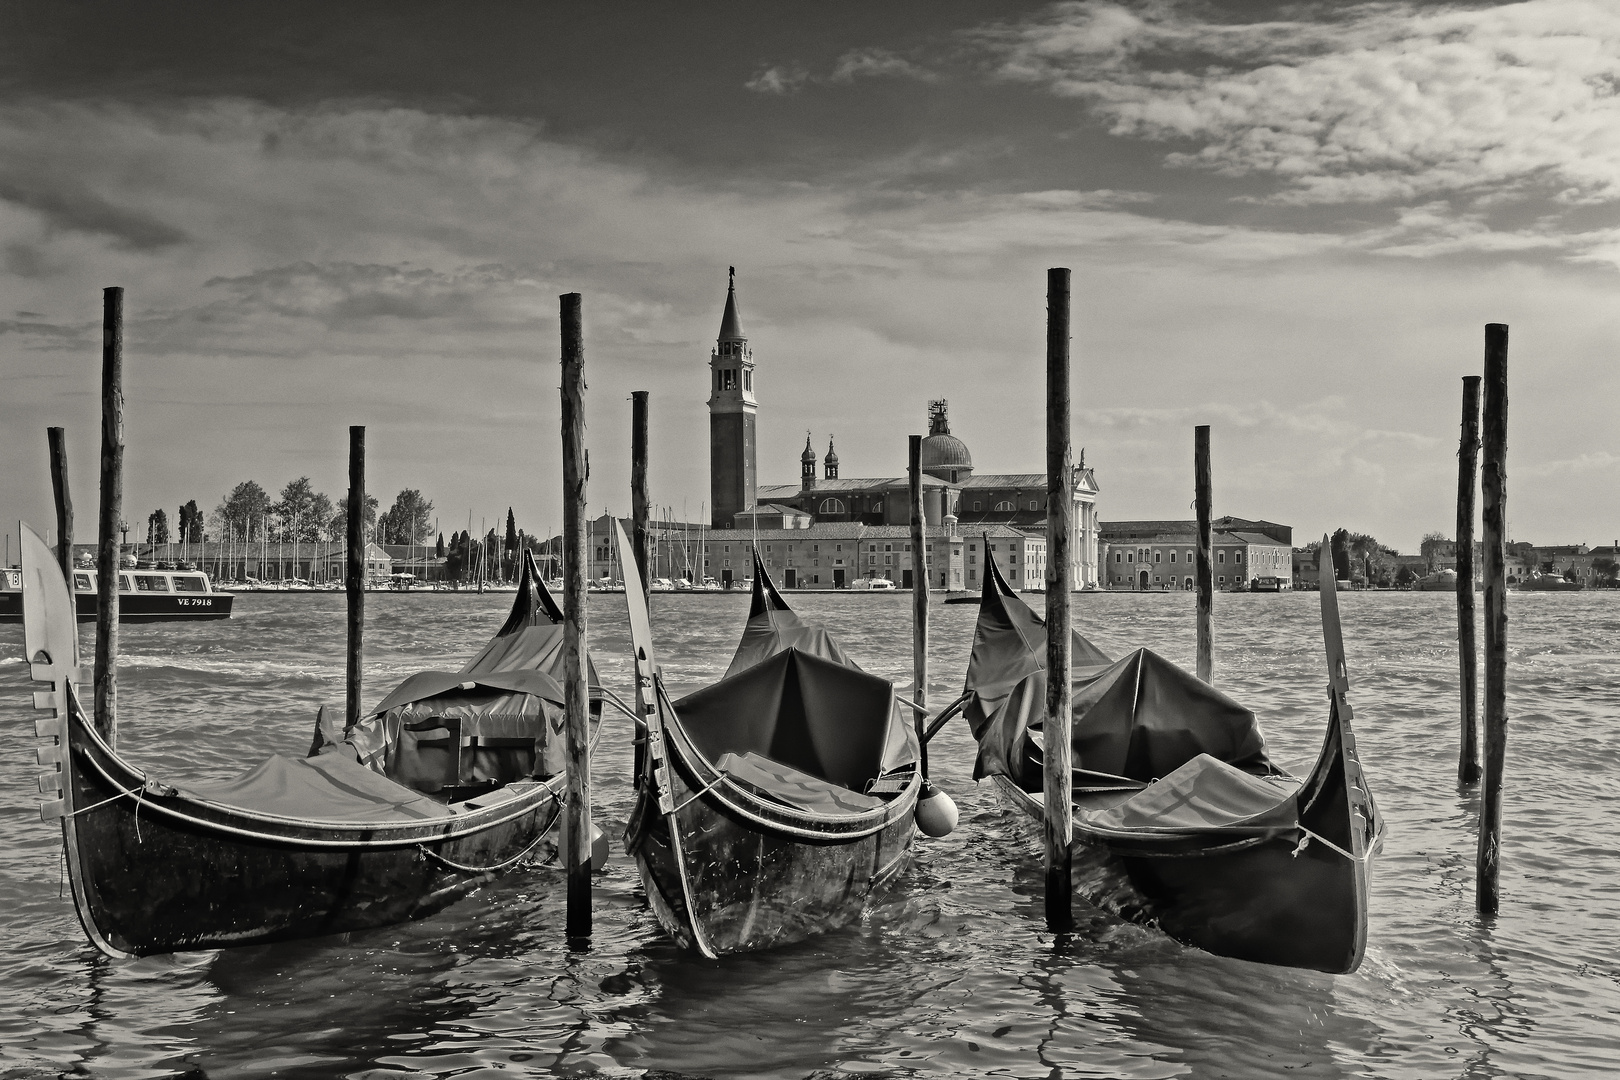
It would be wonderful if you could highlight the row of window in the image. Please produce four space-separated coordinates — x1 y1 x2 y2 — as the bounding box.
1113 548 1243 564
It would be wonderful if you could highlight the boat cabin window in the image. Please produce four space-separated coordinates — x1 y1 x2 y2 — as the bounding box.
74 573 93 590
173 575 207 592
134 574 170 592
120 575 135 591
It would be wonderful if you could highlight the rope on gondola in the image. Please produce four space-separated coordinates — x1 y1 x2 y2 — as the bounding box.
1290 825 1370 864
415 788 564 873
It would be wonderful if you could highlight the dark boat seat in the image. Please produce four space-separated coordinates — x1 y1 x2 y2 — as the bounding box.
180 751 454 823
714 751 885 815
673 647 893 791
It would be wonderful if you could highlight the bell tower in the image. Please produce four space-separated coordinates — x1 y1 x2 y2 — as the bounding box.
709 267 757 528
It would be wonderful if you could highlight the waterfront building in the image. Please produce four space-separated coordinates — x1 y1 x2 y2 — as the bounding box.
1100 517 1293 591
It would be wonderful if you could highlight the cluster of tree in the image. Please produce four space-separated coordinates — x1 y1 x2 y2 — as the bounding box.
1306 530 1401 587
441 508 550 581
129 480 435 547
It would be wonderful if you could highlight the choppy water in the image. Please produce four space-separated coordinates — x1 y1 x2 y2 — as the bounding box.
2 590 1618 1079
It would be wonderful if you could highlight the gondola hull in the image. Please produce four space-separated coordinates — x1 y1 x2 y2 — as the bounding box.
57 705 564 957
991 693 1374 973
627 722 915 955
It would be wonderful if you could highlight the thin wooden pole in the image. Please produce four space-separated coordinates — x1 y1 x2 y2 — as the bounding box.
1456 375 1482 785
1044 267 1074 934
631 390 651 593
93 287 123 745
908 434 929 778
1477 324 1509 916
47 428 74 586
560 292 593 941
1194 425 1214 683
345 426 365 731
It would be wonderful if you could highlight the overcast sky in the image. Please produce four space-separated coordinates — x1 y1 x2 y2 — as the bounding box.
2 0 1616 554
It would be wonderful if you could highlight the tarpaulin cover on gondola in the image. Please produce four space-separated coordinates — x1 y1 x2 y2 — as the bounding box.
1078 753 1298 838
964 553 1274 792
332 551 580 785
674 647 896 795
178 752 455 822
725 552 855 677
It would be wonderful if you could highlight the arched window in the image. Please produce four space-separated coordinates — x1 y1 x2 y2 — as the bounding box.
818 498 845 514
994 501 1015 512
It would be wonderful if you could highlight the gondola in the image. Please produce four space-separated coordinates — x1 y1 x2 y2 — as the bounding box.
947 540 1381 973
617 523 922 956
21 524 591 958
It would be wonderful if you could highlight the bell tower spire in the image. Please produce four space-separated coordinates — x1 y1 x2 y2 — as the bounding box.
708 266 757 528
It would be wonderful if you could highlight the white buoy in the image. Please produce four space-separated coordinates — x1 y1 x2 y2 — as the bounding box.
915 782 958 838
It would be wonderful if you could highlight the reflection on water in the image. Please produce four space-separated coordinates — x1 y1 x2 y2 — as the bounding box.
1 590 1618 1078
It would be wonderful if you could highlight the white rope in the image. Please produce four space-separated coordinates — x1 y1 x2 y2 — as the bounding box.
1290 825 1370 864
416 788 563 873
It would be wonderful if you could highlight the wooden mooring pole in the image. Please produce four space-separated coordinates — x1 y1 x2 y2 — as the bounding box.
93 287 123 745
631 391 651 593
345 426 365 731
47 428 74 586
560 292 593 941
1476 325 1509 916
1456 376 1482 785
1044 267 1074 934
1194 425 1213 683
908 433 929 778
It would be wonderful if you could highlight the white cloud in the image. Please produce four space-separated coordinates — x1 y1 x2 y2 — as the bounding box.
745 65 810 95
974 0 1620 216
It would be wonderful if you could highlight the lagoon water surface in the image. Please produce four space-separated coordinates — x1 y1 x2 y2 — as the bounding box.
2 589 1617 1079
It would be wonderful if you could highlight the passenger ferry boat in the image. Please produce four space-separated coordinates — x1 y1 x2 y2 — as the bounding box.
0 565 233 622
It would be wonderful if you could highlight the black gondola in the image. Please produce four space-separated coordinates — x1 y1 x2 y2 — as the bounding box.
951 542 1382 973
618 523 922 956
21 525 589 957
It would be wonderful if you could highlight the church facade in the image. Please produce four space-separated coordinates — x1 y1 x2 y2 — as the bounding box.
706 271 1101 589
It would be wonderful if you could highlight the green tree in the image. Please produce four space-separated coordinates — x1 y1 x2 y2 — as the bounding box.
436 532 446 558
217 481 272 541
147 508 170 545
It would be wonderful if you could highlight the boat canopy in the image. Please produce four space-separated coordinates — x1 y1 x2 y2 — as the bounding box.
177 750 454 824
332 551 588 788
675 648 895 793
725 550 855 677
460 552 601 688
962 554 1113 739
1079 753 1297 838
965 554 1273 790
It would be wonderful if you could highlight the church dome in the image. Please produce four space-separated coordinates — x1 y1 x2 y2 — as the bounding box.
920 433 973 479
801 434 817 464
920 399 971 480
